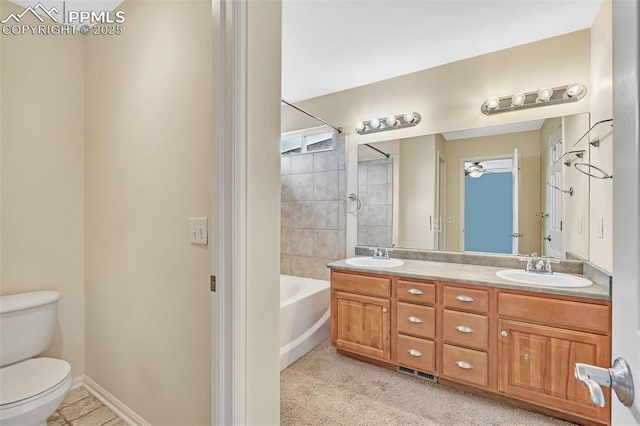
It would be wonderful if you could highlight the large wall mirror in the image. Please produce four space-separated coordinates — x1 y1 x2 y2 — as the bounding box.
356 113 593 259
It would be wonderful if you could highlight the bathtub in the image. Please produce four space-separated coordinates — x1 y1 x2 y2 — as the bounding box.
280 274 330 371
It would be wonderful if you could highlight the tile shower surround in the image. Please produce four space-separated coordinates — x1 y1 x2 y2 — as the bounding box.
357 158 393 246
281 139 346 281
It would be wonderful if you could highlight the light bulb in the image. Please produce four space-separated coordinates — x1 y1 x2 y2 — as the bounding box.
469 170 483 178
403 112 415 123
486 96 500 110
565 83 584 98
386 115 397 127
511 93 526 107
537 87 553 102
355 121 365 132
369 118 380 129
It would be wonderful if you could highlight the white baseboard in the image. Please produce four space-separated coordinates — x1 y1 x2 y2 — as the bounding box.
72 375 85 389
82 376 151 426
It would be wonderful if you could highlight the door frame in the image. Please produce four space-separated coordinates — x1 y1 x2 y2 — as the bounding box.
459 154 514 252
611 0 640 422
212 0 248 424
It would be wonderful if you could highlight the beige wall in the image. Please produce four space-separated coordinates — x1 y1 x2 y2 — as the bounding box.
589 0 613 272
84 1 212 424
563 113 591 259
0 2 85 378
247 1 282 424
398 135 437 249
445 131 541 254
282 30 591 139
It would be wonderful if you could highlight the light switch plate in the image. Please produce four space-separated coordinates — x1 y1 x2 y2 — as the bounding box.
190 217 208 245
597 216 604 239
446 216 454 224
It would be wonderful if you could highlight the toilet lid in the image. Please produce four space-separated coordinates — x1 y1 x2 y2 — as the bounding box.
0 358 71 406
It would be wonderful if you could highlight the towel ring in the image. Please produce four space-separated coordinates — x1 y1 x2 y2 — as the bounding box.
573 162 613 179
342 193 361 214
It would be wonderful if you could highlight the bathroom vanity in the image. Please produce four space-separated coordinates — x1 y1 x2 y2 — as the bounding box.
328 259 611 425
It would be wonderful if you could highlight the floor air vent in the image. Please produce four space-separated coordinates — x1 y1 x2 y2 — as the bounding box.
396 366 437 383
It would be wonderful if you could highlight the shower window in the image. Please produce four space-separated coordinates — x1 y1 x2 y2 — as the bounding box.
281 127 334 155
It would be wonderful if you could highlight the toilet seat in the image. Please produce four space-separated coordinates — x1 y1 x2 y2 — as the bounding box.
0 358 71 409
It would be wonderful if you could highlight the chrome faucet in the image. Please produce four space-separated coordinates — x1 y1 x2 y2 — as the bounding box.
372 247 390 260
519 252 560 274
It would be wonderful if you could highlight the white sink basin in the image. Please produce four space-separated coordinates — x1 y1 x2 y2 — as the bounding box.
345 257 405 268
496 269 592 288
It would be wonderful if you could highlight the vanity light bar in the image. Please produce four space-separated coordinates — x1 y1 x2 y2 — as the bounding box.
481 84 587 116
355 112 421 135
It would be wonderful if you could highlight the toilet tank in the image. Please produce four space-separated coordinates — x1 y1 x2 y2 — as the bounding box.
0 291 61 367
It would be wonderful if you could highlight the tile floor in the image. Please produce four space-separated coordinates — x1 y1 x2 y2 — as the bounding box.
47 387 125 426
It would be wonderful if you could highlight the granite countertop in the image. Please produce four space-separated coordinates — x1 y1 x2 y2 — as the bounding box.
328 257 610 300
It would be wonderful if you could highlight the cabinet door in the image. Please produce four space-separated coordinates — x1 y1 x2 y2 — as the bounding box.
498 319 610 423
332 291 391 361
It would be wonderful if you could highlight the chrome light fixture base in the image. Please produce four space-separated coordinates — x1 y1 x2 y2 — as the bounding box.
355 112 421 135
481 84 587 115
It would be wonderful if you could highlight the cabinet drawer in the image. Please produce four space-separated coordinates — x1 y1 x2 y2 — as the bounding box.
397 280 436 305
498 292 610 334
442 344 488 387
443 285 489 313
332 272 391 298
397 334 435 373
397 303 435 339
442 310 488 351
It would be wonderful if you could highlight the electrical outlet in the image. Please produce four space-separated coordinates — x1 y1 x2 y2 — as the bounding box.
446 216 454 224
578 216 583 234
190 217 208 245
597 216 604 239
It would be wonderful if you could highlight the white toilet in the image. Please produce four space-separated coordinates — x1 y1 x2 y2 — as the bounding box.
0 291 72 426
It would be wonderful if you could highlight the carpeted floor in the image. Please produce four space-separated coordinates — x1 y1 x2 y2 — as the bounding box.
281 339 575 426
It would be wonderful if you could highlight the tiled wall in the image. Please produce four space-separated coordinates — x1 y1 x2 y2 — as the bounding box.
281 137 346 281
357 158 393 246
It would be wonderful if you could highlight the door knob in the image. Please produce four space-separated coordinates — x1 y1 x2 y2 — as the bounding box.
574 358 634 407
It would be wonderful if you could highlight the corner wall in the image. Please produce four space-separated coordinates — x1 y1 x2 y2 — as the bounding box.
84 1 213 423
0 1 85 378
588 0 613 272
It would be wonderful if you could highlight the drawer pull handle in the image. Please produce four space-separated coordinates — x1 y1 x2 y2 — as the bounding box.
407 316 423 324
454 360 474 370
407 349 423 357
455 325 474 334
408 288 424 295
455 295 474 303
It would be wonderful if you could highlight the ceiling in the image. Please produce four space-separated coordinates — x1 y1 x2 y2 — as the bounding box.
282 0 604 102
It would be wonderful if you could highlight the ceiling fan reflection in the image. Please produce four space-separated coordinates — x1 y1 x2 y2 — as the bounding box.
464 161 511 178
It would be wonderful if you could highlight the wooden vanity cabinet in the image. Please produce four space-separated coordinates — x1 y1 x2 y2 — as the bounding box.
497 290 612 424
440 283 491 388
331 271 392 362
330 269 612 425
394 278 437 373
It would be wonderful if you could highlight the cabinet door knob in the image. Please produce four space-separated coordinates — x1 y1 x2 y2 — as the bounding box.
382 308 388 313
454 360 474 370
407 349 423 357
501 330 508 337
407 316 423 324
455 295 474 303
408 288 423 295
455 325 473 334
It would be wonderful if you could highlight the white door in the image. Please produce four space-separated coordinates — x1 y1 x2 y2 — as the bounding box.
511 149 520 255
545 126 565 258
610 1 640 422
